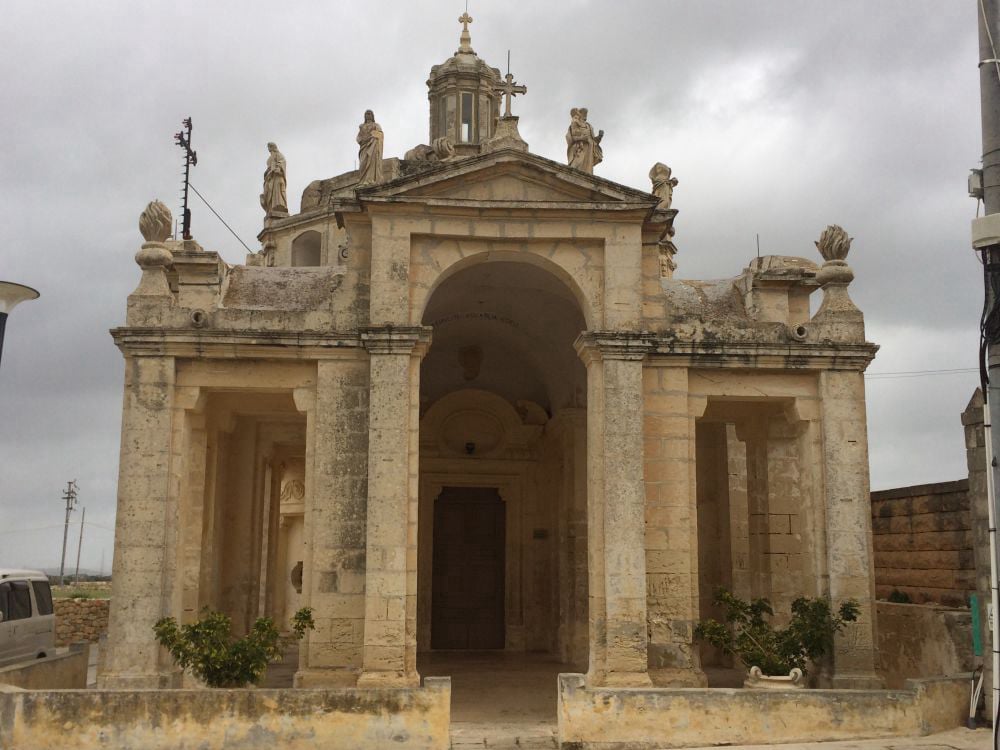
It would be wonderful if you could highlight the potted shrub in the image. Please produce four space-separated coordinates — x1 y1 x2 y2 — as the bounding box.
153 606 314 688
694 588 859 689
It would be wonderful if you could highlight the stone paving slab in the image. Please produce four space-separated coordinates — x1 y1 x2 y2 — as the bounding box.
450 722 557 749
448 726 988 750
678 728 990 750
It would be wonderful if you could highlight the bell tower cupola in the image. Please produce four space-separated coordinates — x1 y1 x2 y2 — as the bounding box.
427 13 501 156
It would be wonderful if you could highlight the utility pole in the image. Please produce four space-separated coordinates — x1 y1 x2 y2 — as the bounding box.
73 506 85 584
972 1 1000 742
58 480 78 587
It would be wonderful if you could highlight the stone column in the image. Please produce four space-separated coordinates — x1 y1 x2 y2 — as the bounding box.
99 355 177 688
642 364 705 686
293 357 373 687
357 327 430 688
175 392 207 625
577 332 653 687
818 370 881 688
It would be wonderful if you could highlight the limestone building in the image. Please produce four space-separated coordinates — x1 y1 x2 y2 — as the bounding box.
101 19 881 694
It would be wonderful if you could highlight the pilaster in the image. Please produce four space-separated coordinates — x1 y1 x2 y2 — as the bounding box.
99 355 178 689
576 331 655 687
818 370 881 688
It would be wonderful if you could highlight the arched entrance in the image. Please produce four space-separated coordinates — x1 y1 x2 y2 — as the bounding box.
416 259 589 720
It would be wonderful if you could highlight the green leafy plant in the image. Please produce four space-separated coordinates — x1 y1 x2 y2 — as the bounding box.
694 588 859 676
153 607 315 688
887 589 912 604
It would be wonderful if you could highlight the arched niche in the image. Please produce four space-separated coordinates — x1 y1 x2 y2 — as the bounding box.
290 230 321 267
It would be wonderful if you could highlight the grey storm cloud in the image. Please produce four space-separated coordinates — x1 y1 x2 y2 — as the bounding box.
0 1 985 569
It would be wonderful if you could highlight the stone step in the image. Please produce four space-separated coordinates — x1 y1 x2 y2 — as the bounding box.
450 722 557 749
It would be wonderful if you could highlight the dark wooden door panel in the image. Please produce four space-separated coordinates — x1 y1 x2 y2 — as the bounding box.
431 487 505 650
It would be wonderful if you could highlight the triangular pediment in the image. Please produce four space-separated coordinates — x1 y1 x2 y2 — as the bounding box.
356 149 658 208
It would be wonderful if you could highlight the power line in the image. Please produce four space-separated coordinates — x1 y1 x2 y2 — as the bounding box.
865 367 978 380
0 520 115 536
188 182 254 254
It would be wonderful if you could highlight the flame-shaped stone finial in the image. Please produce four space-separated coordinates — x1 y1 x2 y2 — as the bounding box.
815 224 852 262
139 200 172 243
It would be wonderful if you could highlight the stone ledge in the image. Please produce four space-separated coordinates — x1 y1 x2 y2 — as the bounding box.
0 678 451 750
557 673 968 749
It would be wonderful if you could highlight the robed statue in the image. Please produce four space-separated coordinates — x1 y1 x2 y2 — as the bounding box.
357 110 384 185
260 143 288 216
260 142 288 216
649 163 678 211
566 108 603 174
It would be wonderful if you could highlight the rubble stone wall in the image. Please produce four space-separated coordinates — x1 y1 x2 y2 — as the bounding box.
870 480 974 607
54 598 110 646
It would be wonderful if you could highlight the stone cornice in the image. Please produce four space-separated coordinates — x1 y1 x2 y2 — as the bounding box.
647 339 878 371
574 331 658 363
574 330 877 370
360 325 433 356
110 327 363 360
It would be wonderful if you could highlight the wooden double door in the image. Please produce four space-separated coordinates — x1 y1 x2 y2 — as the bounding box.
431 486 506 650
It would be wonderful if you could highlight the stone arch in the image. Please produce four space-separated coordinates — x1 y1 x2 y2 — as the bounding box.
290 230 321 267
412 244 601 330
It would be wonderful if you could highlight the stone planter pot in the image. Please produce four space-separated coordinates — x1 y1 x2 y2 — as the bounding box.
743 665 805 689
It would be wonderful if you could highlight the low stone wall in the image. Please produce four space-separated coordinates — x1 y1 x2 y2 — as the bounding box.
0 677 451 750
870 480 975 607
877 601 974 689
0 644 89 690
53 598 109 646
556 673 968 749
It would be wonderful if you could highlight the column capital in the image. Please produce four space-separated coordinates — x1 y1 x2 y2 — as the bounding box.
574 330 656 364
361 326 433 357
293 386 316 414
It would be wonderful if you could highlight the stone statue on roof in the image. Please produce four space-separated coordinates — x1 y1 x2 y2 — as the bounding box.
357 110 384 186
649 163 678 211
566 107 603 174
260 142 288 217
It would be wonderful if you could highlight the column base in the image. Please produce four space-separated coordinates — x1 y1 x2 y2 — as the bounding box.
356 669 421 688
587 669 653 688
649 667 708 688
293 668 361 688
830 672 884 690
96 671 177 689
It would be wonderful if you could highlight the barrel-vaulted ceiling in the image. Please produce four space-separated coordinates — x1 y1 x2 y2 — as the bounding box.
420 260 587 416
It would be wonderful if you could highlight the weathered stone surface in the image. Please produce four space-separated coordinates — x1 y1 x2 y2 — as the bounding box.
0 678 451 750
557 673 969 749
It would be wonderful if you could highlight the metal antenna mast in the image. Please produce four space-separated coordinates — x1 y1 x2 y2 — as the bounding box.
174 117 198 240
58 480 78 586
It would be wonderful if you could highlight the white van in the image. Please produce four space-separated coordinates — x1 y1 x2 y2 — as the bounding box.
0 569 55 667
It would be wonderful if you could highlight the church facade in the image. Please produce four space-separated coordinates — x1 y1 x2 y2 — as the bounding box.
100 19 881 695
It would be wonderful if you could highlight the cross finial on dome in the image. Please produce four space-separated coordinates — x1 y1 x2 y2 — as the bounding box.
458 11 474 53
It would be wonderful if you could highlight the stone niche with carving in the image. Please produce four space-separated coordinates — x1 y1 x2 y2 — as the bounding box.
420 389 544 461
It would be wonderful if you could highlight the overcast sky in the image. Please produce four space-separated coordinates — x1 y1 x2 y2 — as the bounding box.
0 1 986 572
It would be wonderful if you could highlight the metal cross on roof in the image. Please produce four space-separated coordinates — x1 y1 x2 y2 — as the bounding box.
495 72 527 118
